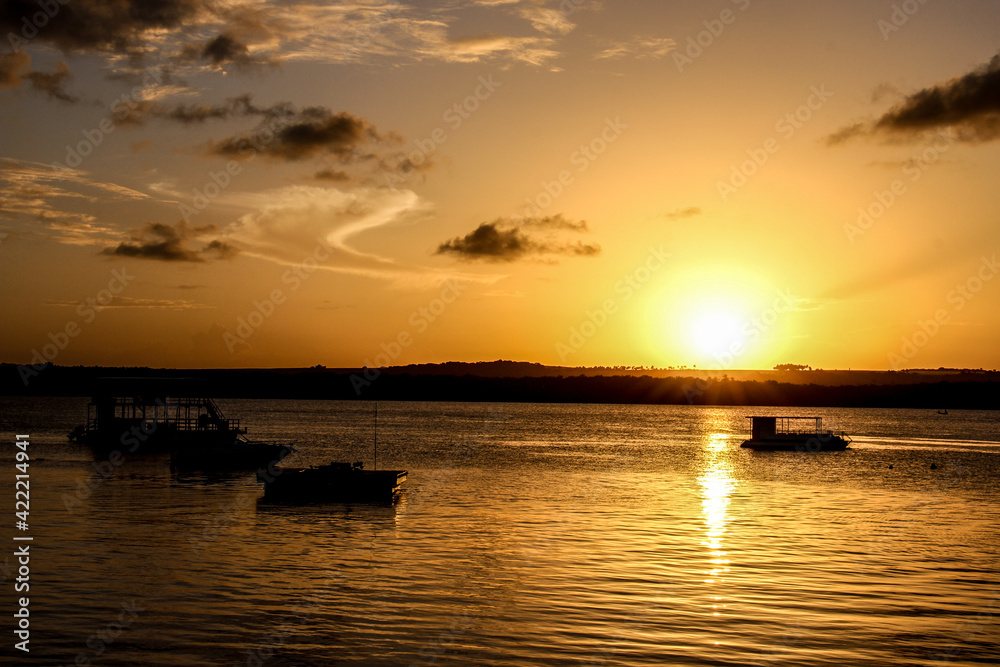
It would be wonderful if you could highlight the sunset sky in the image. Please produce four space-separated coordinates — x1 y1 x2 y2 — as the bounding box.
1 0 999 371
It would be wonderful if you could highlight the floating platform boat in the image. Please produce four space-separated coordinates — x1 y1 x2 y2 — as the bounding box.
68 377 295 469
740 416 851 451
258 461 407 503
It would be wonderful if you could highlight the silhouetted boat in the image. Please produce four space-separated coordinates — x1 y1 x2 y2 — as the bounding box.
258 461 406 503
68 377 295 468
259 402 406 502
740 416 851 451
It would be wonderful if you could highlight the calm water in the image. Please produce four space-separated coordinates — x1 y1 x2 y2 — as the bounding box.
1 398 998 666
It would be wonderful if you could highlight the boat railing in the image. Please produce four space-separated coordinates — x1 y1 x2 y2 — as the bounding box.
91 394 244 433
92 412 243 433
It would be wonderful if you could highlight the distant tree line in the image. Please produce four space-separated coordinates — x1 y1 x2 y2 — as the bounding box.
2 364 997 409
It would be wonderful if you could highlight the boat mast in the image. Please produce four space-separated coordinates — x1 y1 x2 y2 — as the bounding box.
374 401 378 471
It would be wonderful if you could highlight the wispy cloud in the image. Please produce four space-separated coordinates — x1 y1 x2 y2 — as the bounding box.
221 185 500 288
0 158 147 245
45 296 212 309
663 206 701 220
595 36 676 61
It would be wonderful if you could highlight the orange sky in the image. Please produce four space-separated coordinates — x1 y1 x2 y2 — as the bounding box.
1 0 999 371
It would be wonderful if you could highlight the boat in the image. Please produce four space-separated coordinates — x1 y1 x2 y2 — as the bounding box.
258 461 407 503
258 402 406 503
740 416 851 451
68 377 295 469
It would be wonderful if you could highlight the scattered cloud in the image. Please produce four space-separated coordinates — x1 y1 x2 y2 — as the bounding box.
314 169 351 182
664 206 701 220
595 37 676 61
0 0 203 55
0 52 77 101
196 30 272 69
103 221 236 262
206 107 385 162
25 61 77 102
828 52 1000 144
131 94 282 125
520 7 575 35
113 93 394 168
0 0 569 71
436 214 600 262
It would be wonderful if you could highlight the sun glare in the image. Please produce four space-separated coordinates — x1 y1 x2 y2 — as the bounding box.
689 309 745 359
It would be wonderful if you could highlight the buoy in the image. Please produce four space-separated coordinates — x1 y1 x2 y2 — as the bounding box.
930 463 937 470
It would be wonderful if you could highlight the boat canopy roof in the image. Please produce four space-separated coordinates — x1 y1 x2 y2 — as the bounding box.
745 416 822 420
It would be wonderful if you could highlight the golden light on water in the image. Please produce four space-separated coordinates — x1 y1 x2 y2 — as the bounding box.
700 431 735 617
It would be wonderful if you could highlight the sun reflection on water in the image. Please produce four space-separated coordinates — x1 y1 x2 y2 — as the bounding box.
700 431 736 619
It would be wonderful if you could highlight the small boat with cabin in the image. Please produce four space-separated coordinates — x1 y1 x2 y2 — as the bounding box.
67 377 295 469
740 416 851 451
258 461 407 503
258 402 406 503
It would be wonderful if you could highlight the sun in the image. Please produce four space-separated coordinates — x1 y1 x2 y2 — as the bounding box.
688 308 745 359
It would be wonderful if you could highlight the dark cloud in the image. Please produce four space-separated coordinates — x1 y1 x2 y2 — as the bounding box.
828 52 1000 144
74 91 394 170
26 61 77 102
116 93 382 164
0 52 76 101
0 0 202 55
664 206 701 220
178 28 275 68
2 1 278 70
436 215 600 262
314 169 350 181
148 94 284 124
206 106 383 161
202 33 250 64
203 238 239 259
103 221 236 262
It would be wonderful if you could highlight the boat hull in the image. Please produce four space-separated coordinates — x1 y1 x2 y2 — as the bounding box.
741 436 850 452
172 441 296 470
260 463 406 503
